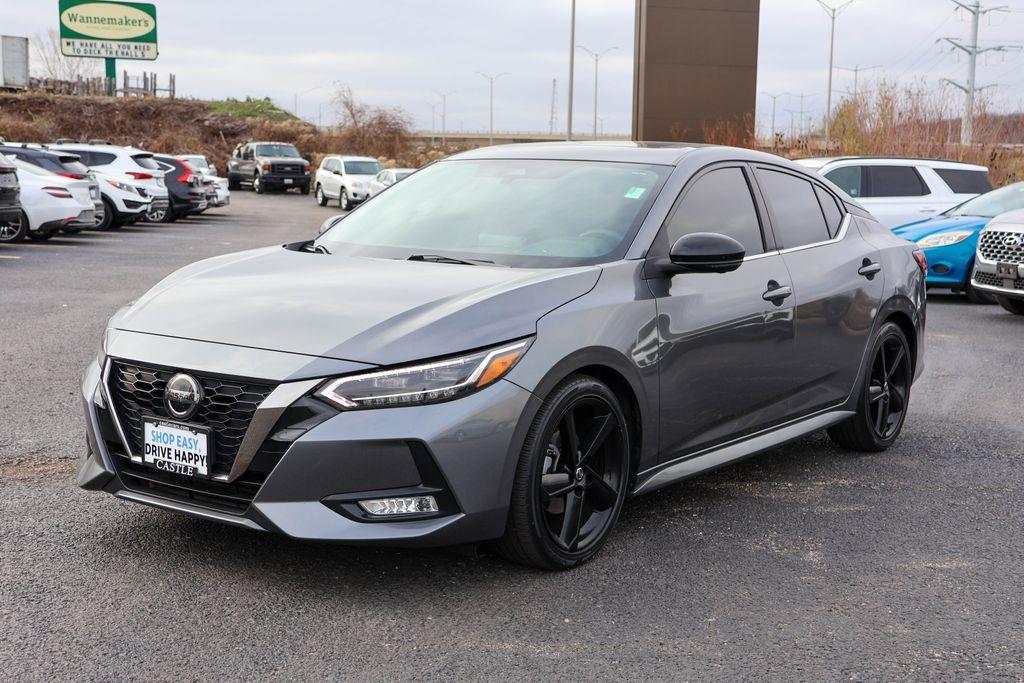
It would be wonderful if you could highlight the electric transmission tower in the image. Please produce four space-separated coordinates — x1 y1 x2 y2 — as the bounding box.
939 0 1020 145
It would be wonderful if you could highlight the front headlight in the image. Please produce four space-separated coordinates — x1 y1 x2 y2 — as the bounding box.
106 179 138 194
316 339 531 410
916 230 973 249
352 180 365 189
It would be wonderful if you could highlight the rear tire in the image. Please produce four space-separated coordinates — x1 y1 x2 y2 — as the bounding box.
495 375 631 570
828 322 912 452
315 184 327 206
964 274 994 304
995 296 1024 316
0 212 27 243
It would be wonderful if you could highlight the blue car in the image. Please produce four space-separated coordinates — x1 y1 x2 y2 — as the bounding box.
893 182 1024 302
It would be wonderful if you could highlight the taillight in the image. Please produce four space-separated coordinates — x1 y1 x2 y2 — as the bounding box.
126 171 153 180
912 249 927 272
42 186 74 199
58 172 86 179
178 169 193 184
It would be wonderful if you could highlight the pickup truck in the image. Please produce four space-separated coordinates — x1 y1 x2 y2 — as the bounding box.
226 141 310 194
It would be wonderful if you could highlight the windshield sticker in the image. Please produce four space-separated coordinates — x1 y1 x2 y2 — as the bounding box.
624 186 647 200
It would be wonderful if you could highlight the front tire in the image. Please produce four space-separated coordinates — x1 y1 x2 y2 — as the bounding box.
300 183 310 195
995 296 1024 316
495 375 631 570
828 321 912 452
253 174 264 194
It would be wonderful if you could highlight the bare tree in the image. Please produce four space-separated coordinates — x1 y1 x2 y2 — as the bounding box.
330 84 411 158
31 29 102 81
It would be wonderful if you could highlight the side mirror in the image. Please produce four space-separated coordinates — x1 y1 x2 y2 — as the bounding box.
333 169 343 176
318 214 344 235
661 232 745 274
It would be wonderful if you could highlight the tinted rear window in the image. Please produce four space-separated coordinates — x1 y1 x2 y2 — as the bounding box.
865 166 928 197
814 185 845 237
132 154 161 170
934 168 992 194
756 168 831 248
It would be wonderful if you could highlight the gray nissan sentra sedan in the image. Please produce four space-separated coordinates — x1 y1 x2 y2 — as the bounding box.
79 142 926 569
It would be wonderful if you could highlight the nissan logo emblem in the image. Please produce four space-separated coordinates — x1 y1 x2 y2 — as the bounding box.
1003 234 1023 247
164 373 203 420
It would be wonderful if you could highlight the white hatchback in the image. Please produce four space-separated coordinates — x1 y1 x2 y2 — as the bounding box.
795 157 992 229
8 157 94 240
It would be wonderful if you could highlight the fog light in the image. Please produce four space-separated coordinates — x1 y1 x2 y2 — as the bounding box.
358 496 439 516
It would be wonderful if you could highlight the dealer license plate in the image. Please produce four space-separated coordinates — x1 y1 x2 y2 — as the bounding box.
142 419 212 478
996 262 1019 280
283 178 293 184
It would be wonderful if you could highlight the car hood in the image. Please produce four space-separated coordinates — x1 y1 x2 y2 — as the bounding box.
258 156 309 165
116 246 601 366
892 214 990 242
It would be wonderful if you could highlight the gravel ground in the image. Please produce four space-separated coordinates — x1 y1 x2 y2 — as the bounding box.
1 191 1022 681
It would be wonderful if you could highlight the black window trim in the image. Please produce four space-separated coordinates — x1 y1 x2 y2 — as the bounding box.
649 161 776 265
751 163 851 254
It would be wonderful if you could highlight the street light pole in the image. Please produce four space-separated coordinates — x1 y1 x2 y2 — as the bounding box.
817 0 855 148
567 0 576 141
835 64 880 97
476 72 510 146
760 91 794 148
432 90 455 147
577 45 618 139
293 85 325 122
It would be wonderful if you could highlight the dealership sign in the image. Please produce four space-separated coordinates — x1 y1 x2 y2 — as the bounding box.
59 0 158 60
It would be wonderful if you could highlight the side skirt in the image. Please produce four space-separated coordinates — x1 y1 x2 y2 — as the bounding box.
632 409 854 496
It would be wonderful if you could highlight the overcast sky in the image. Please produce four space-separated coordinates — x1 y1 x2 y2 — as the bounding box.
7 0 1024 136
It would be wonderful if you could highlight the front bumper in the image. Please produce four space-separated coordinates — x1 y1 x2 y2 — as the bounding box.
972 240 1024 300
920 239 977 289
78 352 537 547
261 173 309 187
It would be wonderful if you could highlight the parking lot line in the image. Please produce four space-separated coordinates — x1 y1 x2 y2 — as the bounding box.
15 241 80 247
0 254 21 259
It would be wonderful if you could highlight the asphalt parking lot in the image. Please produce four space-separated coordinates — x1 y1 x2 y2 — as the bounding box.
1 191 1022 680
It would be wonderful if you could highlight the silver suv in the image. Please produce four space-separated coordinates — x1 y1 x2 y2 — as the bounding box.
971 209 1024 315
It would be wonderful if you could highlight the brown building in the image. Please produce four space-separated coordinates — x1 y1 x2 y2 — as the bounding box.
632 0 760 143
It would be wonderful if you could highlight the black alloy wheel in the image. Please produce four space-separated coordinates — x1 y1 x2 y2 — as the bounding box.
0 213 27 243
497 375 631 570
828 321 912 451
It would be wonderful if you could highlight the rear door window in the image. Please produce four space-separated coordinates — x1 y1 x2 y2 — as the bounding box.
814 185 845 237
665 166 765 257
934 168 993 194
864 165 928 197
132 154 160 170
756 168 831 249
824 166 863 198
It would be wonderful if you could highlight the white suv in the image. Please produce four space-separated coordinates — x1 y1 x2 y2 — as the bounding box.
795 157 992 229
50 143 170 228
314 155 383 210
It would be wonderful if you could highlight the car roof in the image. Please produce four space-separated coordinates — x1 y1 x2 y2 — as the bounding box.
795 156 988 172
330 155 378 162
0 144 81 162
450 141 700 165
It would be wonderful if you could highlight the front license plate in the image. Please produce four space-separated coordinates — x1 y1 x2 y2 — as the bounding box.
142 419 212 477
996 262 1019 279
283 178 293 184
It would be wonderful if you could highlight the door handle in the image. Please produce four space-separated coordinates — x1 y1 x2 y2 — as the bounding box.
858 260 882 279
762 281 793 305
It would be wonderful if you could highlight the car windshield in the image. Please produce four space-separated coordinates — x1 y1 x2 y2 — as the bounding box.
945 182 1024 218
256 144 300 157
344 160 383 175
317 159 670 268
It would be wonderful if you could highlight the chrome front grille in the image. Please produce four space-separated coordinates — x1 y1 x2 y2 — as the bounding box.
108 362 276 477
978 230 1024 264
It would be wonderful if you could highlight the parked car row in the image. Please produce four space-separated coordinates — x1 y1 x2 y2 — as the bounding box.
226 140 415 208
0 142 230 243
796 154 1024 315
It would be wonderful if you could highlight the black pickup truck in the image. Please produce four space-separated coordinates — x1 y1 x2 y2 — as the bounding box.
226 141 310 194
